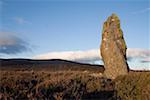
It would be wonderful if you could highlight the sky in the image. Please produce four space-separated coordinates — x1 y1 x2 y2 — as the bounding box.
0 0 150 70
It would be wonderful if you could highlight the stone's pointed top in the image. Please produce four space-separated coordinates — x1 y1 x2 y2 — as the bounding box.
106 13 120 24
112 14 119 20
111 13 118 18
109 13 120 22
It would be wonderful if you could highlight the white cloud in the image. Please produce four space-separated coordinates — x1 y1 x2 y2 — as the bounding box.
141 57 150 63
33 49 100 63
13 17 31 24
33 48 150 70
33 48 150 63
33 48 150 62
127 48 150 58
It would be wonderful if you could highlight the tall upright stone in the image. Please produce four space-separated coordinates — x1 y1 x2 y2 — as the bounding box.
100 13 129 79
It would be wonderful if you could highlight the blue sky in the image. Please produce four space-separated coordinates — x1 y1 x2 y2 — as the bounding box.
0 0 150 70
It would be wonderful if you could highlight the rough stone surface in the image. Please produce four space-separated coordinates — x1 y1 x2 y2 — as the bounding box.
100 13 129 79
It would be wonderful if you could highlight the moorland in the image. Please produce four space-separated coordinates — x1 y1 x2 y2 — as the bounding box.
0 59 150 100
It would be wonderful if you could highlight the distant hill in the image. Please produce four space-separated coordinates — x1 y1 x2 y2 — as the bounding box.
0 59 104 72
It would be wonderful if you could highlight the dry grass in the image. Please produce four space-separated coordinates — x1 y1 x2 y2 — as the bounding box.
115 71 150 100
0 70 150 100
0 70 115 99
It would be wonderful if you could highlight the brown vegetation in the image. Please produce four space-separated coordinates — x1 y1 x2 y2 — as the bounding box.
115 71 150 100
0 59 150 100
0 69 150 100
0 70 115 100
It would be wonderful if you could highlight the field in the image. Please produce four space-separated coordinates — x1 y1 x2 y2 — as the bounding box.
0 59 150 100
0 70 150 100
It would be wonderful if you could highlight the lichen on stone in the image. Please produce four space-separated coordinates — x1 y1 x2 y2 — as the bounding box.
100 13 129 79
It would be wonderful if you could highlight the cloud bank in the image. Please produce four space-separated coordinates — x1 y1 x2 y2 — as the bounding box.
33 48 150 62
127 48 150 58
0 32 30 55
33 49 100 63
33 48 150 70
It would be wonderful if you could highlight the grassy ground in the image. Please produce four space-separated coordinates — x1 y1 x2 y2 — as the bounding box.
0 70 150 100
115 71 150 100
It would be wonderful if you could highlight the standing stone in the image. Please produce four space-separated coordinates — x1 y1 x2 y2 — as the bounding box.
100 13 129 79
